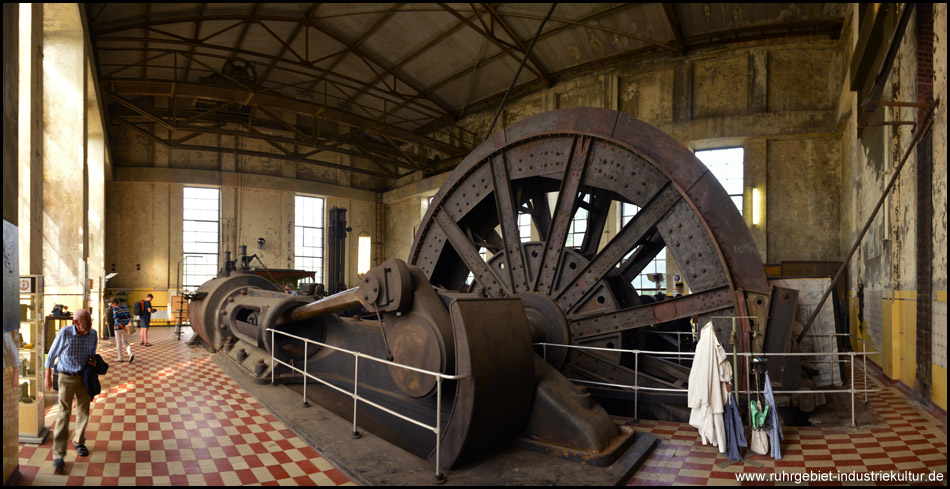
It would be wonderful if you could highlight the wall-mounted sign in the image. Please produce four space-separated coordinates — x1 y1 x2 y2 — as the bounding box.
19 277 37 293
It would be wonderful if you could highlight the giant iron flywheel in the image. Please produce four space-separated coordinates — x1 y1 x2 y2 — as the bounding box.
409 108 773 386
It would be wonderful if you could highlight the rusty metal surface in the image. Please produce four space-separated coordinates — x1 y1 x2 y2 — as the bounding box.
763 286 801 389
439 298 535 469
291 287 362 321
188 273 281 351
408 108 775 397
189 107 806 479
518 356 620 455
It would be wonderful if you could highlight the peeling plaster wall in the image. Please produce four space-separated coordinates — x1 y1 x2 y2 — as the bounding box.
767 137 841 261
105 182 172 288
841 4 947 409
933 5 948 295
930 4 948 410
382 173 448 262
693 55 748 118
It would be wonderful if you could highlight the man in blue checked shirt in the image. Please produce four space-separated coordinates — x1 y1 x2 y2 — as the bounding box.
44 308 98 474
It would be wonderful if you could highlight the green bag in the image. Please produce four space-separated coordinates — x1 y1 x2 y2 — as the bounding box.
750 400 769 429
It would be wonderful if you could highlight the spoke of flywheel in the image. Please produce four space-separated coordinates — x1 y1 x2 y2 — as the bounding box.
556 183 681 312
473 225 505 254
568 286 735 341
523 184 552 241
578 190 613 258
434 208 510 297
534 135 593 295
491 153 529 292
620 234 665 284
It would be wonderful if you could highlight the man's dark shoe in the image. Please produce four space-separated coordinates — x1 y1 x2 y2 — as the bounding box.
53 458 65 474
74 443 89 457
129 353 134 363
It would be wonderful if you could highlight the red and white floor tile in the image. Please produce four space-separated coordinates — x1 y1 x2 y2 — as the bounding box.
629 366 948 486
16 327 947 486
16 327 354 486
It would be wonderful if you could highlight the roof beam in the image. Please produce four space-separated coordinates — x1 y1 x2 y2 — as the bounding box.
257 5 318 82
106 79 464 157
308 4 403 99
662 4 687 56
109 106 423 171
111 115 396 179
439 3 553 87
499 6 680 53
482 3 553 85
300 14 455 115
337 10 475 117
94 40 446 121
385 3 635 124
94 14 455 117
180 4 207 82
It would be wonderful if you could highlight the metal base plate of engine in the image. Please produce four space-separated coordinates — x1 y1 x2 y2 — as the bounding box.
215 352 657 485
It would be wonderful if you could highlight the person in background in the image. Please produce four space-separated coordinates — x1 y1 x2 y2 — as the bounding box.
109 297 134 363
284 284 299 296
44 309 98 474
140 293 157 346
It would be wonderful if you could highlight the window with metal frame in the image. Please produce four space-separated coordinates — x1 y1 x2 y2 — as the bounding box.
565 194 590 248
621 203 667 295
295 195 325 284
695 147 744 215
183 187 220 290
518 213 532 242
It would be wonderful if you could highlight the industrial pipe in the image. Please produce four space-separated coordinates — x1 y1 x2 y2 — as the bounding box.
291 287 362 321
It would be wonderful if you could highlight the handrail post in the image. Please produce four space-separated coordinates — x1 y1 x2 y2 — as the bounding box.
746 353 751 425
270 328 275 385
434 376 445 484
352 354 361 439
677 331 683 366
634 350 639 420
863 339 868 403
848 351 857 428
302 341 310 407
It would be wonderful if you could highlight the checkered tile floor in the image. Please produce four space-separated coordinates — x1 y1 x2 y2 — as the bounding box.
15 327 354 486
628 365 948 486
15 327 947 486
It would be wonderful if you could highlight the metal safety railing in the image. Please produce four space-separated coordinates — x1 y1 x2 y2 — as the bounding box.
265 328 468 483
641 330 693 365
537 317 882 427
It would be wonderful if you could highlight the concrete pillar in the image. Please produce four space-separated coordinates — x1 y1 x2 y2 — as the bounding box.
748 51 768 114
18 4 43 275
87 58 105 324
3 6 18 486
3 3 18 225
42 3 85 299
673 61 693 122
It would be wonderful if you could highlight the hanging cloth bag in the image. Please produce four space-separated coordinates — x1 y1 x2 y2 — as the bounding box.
749 400 770 455
749 365 769 455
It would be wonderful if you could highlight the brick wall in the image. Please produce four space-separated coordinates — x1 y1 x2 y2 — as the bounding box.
915 3 934 399
917 4 934 121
